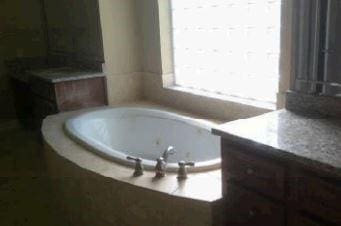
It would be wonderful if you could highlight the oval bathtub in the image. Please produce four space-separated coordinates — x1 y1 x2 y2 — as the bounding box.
64 107 221 172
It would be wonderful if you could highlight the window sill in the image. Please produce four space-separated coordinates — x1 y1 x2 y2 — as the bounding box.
165 85 276 111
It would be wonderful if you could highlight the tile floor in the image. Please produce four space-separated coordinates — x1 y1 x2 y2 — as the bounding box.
0 126 67 226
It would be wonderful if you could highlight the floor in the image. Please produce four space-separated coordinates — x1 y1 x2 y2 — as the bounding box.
0 125 67 226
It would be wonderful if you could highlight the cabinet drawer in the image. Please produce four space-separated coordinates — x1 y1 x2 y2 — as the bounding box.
288 211 327 226
225 184 284 226
222 145 285 200
288 172 341 225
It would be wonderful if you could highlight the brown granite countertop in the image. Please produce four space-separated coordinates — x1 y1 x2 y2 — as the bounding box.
27 67 105 83
212 109 341 177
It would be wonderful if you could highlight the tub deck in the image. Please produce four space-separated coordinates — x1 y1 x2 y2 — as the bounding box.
42 102 223 226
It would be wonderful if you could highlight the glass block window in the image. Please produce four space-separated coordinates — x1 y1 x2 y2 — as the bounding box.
171 0 281 103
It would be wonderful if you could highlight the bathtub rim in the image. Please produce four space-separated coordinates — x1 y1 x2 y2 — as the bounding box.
63 107 221 173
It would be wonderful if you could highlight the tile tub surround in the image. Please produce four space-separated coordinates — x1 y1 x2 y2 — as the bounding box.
42 102 223 226
286 90 341 117
213 109 341 178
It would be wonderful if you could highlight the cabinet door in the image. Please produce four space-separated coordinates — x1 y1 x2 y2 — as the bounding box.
44 0 74 55
224 184 284 226
11 79 35 129
70 0 104 61
288 211 327 226
222 140 285 200
288 169 341 225
43 0 103 61
33 95 58 129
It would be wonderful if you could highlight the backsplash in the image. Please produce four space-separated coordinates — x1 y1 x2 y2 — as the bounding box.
286 90 341 117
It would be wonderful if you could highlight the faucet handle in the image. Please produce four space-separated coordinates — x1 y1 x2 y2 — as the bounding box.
178 161 195 167
155 157 166 178
177 161 195 179
126 156 143 177
127 156 141 162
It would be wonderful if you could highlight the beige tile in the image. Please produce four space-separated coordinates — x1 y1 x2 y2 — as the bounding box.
123 172 179 194
193 169 222 181
172 174 222 202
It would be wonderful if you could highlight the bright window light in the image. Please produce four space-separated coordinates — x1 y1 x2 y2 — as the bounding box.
171 0 281 103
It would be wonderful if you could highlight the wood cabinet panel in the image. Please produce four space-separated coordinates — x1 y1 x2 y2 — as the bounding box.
287 211 327 226
12 72 107 130
222 141 285 200
55 77 107 112
30 76 107 128
10 78 35 129
288 171 341 225
221 138 341 226
33 95 58 129
30 76 56 101
225 184 284 226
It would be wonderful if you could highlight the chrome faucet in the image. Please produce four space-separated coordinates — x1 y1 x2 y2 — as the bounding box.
127 156 144 177
177 161 195 179
155 146 176 177
161 146 176 162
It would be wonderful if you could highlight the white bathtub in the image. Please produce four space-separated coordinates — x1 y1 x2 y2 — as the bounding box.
64 107 221 172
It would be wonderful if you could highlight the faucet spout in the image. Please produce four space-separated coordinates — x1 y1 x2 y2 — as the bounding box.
154 146 176 178
162 146 176 163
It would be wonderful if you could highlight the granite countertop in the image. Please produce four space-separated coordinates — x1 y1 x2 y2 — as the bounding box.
212 110 341 177
27 67 105 83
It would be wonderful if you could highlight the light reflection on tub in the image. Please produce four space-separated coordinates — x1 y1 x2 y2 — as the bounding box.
64 107 221 172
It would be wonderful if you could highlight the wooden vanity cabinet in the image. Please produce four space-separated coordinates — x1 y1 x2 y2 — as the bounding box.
30 75 107 129
224 183 284 226
221 139 341 226
287 170 341 225
287 211 328 226
10 78 35 129
223 147 285 200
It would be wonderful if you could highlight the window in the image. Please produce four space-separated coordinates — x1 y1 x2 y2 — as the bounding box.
171 0 281 104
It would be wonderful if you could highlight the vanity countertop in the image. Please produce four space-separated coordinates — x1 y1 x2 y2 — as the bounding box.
212 110 341 177
27 67 105 83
